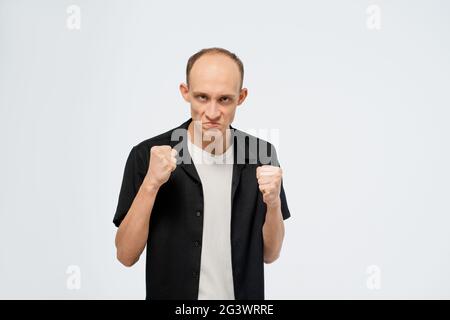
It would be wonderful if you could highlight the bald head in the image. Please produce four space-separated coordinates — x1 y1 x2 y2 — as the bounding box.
186 47 244 91
189 53 242 94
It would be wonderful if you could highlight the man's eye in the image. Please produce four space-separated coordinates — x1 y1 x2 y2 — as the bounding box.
220 97 230 102
197 95 207 101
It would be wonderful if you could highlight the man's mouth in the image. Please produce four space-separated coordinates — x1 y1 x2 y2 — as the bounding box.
204 122 221 128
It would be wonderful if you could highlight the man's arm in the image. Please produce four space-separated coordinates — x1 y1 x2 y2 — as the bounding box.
257 165 286 264
115 146 177 267
262 200 285 264
115 178 159 266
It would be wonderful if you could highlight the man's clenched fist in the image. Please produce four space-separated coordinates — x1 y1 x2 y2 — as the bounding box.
145 146 177 188
256 165 283 208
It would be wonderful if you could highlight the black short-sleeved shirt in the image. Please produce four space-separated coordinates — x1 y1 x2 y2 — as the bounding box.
113 118 291 300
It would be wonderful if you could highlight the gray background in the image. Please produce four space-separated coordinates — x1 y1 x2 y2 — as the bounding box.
1 0 449 299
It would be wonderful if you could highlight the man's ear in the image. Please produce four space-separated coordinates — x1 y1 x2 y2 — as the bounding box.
179 83 190 103
237 87 248 105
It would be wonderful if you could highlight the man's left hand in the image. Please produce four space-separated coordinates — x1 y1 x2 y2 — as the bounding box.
256 165 282 208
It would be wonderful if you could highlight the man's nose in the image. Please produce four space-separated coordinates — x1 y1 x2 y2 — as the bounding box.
205 102 221 120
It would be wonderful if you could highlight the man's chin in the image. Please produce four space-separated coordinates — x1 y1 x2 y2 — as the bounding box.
202 127 224 139
203 126 222 132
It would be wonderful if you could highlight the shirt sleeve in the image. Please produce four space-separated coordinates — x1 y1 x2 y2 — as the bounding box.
268 143 291 221
279 180 291 220
113 146 140 227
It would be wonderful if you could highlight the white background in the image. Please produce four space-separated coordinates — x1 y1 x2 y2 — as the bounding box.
1 0 449 299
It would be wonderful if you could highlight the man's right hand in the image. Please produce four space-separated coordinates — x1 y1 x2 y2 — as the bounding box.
145 145 177 189
116 145 177 267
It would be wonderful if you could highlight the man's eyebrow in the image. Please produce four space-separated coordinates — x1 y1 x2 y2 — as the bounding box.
192 91 208 96
192 91 236 97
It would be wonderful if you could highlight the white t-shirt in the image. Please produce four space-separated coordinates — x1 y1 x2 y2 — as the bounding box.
187 135 235 300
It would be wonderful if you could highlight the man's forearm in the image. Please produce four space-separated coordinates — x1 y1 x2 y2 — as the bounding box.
262 200 285 264
115 178 159 267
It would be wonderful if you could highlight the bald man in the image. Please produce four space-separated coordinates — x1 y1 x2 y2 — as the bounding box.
113 47 291 300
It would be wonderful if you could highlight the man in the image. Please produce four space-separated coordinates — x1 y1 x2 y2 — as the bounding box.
113 47 291 300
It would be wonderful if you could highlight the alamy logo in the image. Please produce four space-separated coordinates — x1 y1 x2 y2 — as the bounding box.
66 5 81 30
66 265 81 290
366 265 381 290
366 5 382 30
170 120 280 165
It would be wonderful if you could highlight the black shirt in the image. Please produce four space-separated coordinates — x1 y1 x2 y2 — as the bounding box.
113 118 291 299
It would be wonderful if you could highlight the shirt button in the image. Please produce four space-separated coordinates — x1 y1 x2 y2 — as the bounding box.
195 211 201 217
194 240 201 247
192 271 199 279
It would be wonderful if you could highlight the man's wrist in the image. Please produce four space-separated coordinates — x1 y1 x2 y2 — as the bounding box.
266 197 282 211
141 176 161 194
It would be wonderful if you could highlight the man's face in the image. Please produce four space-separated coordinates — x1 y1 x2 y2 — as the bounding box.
180 53 248 140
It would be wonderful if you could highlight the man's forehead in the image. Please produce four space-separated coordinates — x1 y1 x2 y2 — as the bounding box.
191 88 237 96
189 77 240 94
189 54 241 88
